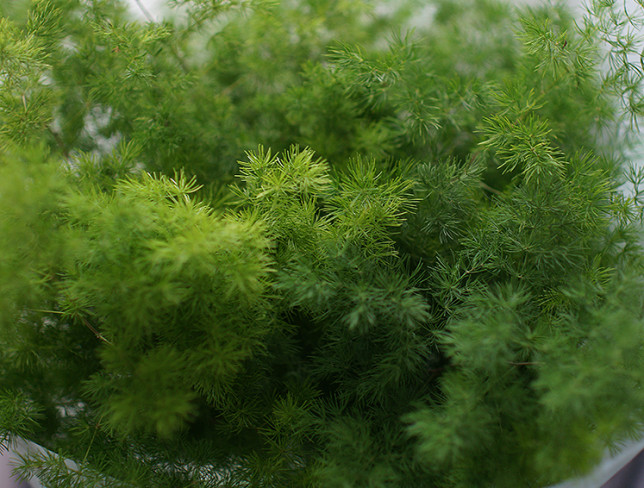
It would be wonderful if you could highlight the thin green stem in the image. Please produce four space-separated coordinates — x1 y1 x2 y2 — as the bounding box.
82 415 103 465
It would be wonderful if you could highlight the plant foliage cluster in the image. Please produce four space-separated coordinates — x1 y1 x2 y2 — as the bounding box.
2 0 644 486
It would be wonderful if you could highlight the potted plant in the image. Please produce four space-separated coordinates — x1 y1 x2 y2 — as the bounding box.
1 0 644 486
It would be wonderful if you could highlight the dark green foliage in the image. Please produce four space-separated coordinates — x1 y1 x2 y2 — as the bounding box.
2 0 644 487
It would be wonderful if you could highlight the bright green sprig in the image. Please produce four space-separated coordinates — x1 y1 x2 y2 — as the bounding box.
480 113 566 184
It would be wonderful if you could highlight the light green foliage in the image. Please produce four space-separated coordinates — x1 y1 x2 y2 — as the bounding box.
63 172 273 436
0 11 56 143
0 143 66 328
480 113 566 184
1 0 644 487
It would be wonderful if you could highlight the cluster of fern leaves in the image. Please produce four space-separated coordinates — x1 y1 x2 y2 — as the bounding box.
2 0 644 487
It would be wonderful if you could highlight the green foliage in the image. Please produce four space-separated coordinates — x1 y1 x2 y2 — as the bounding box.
1 0 644 487
0 391 42 452
63 171 273 437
